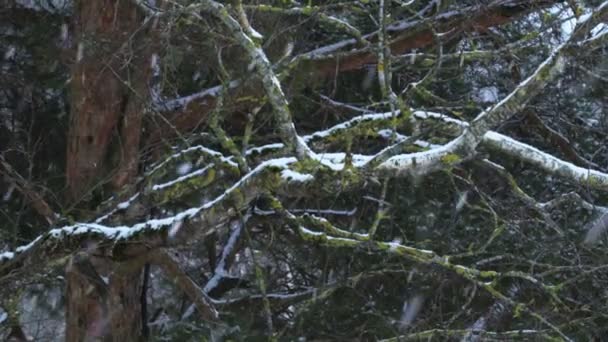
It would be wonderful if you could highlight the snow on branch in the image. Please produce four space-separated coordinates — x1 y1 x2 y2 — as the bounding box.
5 106 608 284
151 164 215 192
95 145 238 224
144 0 565 122
375 135 465 176
0 159 294 278
380 5 608 179
146 144 235 178
196 0 314 160
484 132 608 190
212 289 316 309
203 219 245 295
157 81 240 112
469 0 608 141
245 105 608 191
295 0 560 62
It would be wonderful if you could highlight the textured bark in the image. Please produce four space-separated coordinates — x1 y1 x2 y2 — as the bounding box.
65 0 152 340
66 0 151 200
65 254 143 342
108 271 144 342
111 67 150 191
65 258 109 342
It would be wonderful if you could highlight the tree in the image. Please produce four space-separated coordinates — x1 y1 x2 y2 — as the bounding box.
1 0 608 340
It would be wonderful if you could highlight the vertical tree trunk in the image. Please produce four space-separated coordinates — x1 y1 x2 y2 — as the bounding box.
66 0 152 201
65 260 108 342
108 271 144 341
65 0 156 340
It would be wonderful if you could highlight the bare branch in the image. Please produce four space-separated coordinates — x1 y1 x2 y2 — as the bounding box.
150 249 219 322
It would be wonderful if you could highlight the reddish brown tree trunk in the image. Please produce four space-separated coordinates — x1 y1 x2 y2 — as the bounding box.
66 0 152 201
65 0 156 340
65 255 144 342
65 259 109 342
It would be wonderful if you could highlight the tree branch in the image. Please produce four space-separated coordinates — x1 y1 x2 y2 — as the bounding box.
150 249 219 322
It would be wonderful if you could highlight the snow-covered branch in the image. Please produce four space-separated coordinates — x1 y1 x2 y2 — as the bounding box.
196 0 313 160
157 81 240 112
469 0 608 141
95 146 239 225
296 0 560 62
484 132 608 190
203 219 245 295
0 159 289 279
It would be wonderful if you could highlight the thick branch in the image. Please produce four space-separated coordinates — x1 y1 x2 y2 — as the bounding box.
291 0 563 76
0 160 282 280
145 0 563 148
150 249 219 322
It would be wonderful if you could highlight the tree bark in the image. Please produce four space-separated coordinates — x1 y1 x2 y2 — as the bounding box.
108 270 144 342
65 255 109 342
66 0 151 201
65 0 154 340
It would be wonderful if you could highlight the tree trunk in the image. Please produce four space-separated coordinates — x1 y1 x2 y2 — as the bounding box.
65 0 155 340
65 258 109 342
65 255 144 342
108 270 144 342
66 0 150 201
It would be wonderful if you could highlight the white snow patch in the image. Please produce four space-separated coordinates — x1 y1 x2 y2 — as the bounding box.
262 157 297 169
193 71 201 82
304 111 396 142
314 153 373 169
473 86 499 104
377 129 408 142
455 191 468 213
117 193 140 210
248 27 263 40
0 235 43 262
589 23 608 41
146 145 233 177
3 184 15 202
203 220 244 293
299 227 323 236
484 131 608 187
176 162 193 175
245 143 284 156
387 242 401 252
76 43 84 62
399 294 425 331
413 110 468 127
4 46 15 60
281 169 314 183
94 193 140 224
168 220 183 239
0 251 14 261
379 135 463 174
160 80 240 111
